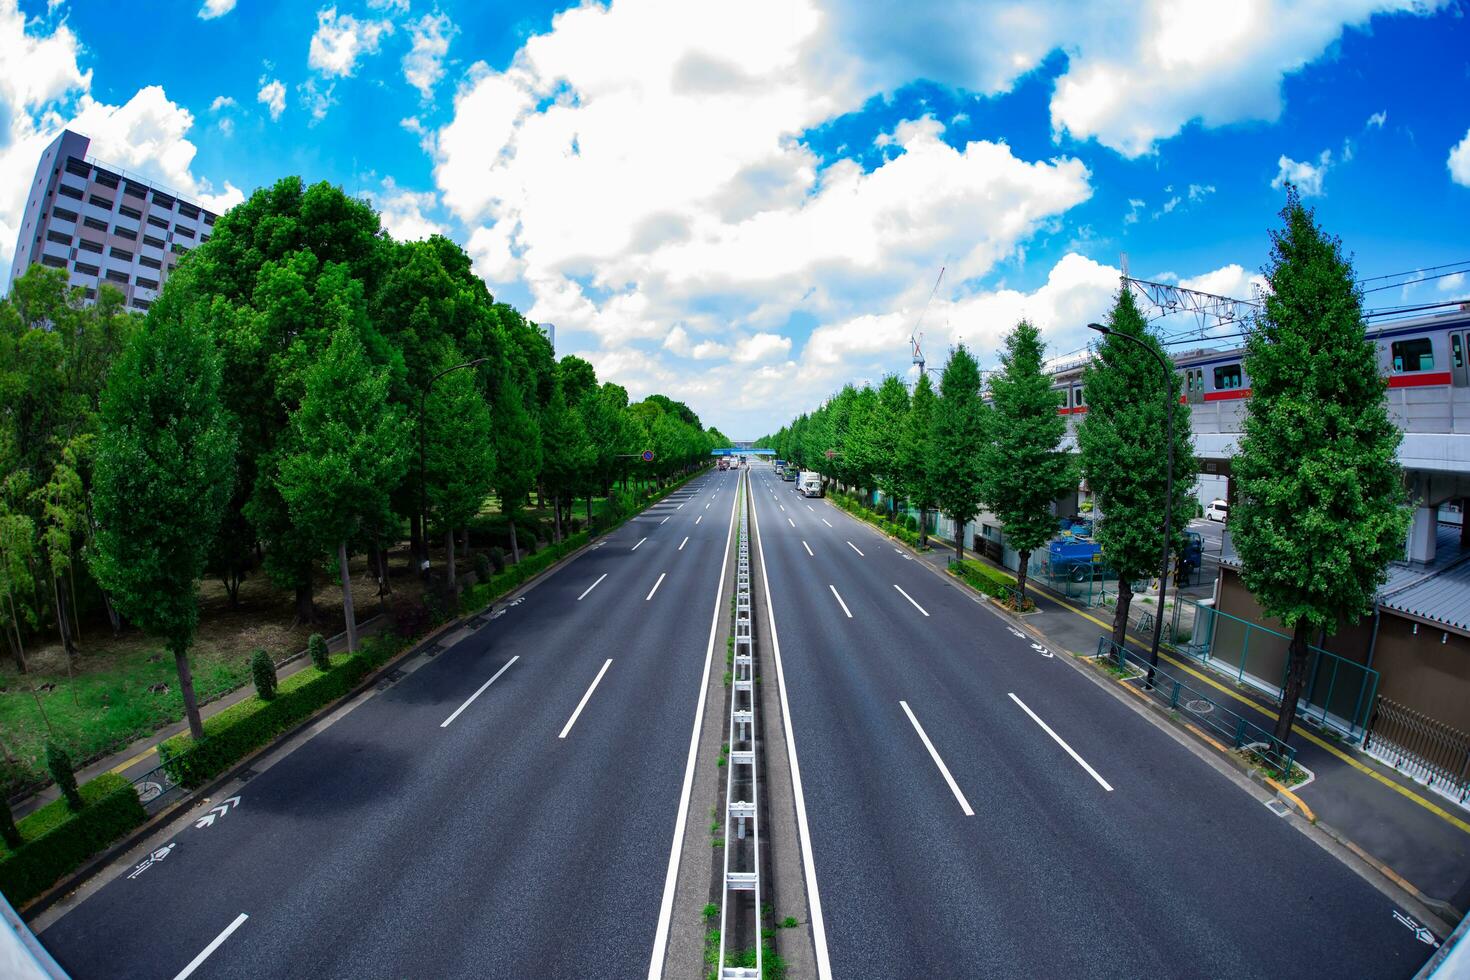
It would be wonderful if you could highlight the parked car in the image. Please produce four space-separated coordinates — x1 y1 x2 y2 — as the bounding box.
1204 499 1230 522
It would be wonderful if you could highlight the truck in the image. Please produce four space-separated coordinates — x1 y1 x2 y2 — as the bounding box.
1046 538 1107 582
717 458 729 471
774 459 787 475
782 466 797 483
798 471 823 497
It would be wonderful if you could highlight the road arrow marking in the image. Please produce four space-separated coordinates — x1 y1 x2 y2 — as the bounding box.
194 796 241 830
1031 642 1054 658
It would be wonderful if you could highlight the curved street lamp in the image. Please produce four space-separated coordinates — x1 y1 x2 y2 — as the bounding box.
1088 322 1176 683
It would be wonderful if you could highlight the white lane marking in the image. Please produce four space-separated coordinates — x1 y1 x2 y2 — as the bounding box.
1008 693 1114 792
787 517 796 527
172 913 249 980
846 541 864 557
828 584 852 618
807 505 814 512
802 541 814 557
660 516 670 525
899 701 975 816
749 475 832 979
577 573 608 602
706 502 712 510
441 656 519 728
696 515 703 525
678 503 684 510
645 571 667 601
780 504 786 512
559 659 613 739
679 536 690 551
633 537 648 551
893 584 930 617
822 518 833 528
650 468 744 978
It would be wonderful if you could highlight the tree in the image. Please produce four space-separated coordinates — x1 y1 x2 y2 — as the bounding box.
0 504 36 673
277 326 410 653
930 345 990 560
1077 289 1196 649
870 375 910 514
491 376 542 562
424 353 496 587
539 383 592 541
899 373 939 547
1232 189 1410 744
90 309 237 741
981 320 1075 608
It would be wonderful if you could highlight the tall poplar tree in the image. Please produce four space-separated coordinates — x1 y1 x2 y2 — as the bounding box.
900 373 939 547
982 320 1075 607
930 345 989 560
90 310 237 740
869 375 911 514
491 377 542 562
424 355 496 588
1232 188 1409 743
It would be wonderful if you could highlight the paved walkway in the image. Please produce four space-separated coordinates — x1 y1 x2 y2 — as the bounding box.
912 533 1470 917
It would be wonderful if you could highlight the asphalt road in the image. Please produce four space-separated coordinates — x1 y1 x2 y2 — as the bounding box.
39 468 743 980
749 468 1432 979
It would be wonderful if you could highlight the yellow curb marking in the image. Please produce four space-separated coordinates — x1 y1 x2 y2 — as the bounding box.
110 745 158 774
1264 779 1318 823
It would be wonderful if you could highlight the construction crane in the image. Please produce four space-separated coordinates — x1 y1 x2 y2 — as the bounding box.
910 265 945 375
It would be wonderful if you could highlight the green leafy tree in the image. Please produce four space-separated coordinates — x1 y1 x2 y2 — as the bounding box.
981 320 1075 607
539 383 592 541
931 345 990 560
1078 289 1196 649
900 373 939 547
491 376 542 562
424 354 496 586
90 310 237 740
250 649 277 701
0 795 20 849
870 375 910 514
277 326 410 653
45 741 81 811
0 504 36 673
1233 189 1410 743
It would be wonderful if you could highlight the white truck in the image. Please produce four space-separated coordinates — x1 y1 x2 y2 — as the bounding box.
798 471 823 497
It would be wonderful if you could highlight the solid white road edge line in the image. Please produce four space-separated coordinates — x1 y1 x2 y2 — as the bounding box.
802 541 814 557
633 537 648 551
646 572 668 601
751 470 833 979
893 584 930 617
440 656 520 728
846 541 864 557
172 913 249 980
1008 692 1114 792
899 701 975 816
829 584 853 618
679 536 689 551
648 467 743 980
577 573 608 601
559 659 613 739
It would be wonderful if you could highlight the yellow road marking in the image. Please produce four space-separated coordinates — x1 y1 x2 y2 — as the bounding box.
109 745 157 774
1047 590 1470 836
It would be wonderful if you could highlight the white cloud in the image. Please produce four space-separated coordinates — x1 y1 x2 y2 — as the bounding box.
368 0 409 11
300 78 336 122
308 6 394 78
1271 149 1332 196
404 12 457 99
198 0 236 19
1123 198 1144 224
1449 128 1470 188
1179 263 1268 303
1160 195 1181 214
209 95 236 112
731 332 792 364
691 340 731 360
1438 271 1466 294
365 177 446 242
1187 183 1215 202
1366 109 1387 128
257 77 286 120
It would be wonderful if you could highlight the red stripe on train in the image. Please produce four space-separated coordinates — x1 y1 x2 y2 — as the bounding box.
1203 388 1252 402
1387 372 1452 388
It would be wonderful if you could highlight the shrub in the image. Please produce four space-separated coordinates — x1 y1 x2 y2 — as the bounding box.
45 742 82 812
0 772 146 907
473 551 492 582
308 633 330 671
0 799 20 850
158 656 376 789
250 649 277 701
948 558 1017 601
904 514 919 532
489 546 507 573
1080 500 1094 513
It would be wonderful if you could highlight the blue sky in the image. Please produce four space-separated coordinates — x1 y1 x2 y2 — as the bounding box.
3 0 1469 435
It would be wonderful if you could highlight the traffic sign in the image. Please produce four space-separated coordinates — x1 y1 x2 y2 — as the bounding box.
641 450 654 462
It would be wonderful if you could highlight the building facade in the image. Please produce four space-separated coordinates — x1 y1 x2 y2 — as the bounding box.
7 130 218 310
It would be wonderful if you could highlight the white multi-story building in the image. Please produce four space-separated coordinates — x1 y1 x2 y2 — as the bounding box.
7 129 219 311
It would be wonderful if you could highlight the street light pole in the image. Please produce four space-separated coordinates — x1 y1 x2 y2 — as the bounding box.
419 358 488 576
1088 322 1175 683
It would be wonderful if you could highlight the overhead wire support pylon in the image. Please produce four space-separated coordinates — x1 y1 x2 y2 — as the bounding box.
1122 274 1261 345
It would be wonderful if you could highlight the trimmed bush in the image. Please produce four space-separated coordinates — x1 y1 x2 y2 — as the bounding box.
158 656 375 789
45 742 82 812
489 546 507 573
948 558 1018 601
0 772 146 907
473 551 492 582
0 799 20 850
904 514 919 532
308 633 329 671
250 649 277 701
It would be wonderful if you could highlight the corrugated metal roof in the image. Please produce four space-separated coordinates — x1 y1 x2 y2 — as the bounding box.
1379 556 1470 633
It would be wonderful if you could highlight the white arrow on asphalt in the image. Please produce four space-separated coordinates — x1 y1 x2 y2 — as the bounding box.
195 796 241 829
1030 642 1054 658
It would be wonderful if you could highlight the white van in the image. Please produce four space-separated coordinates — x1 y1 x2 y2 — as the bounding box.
798 472 823 497
1204 499 1229 522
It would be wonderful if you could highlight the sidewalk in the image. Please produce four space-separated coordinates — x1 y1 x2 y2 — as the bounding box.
911 533 1470 918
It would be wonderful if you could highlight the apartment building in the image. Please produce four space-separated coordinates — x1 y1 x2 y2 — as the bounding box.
7 129 218 310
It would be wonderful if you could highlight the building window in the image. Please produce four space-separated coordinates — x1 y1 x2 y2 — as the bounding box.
57 183 83 200
1391 337 1435 373
178 202 200 220
82 216 108 232
203 212 216 226
123 182 147 199
105 269 129 284
200 235 210 244
74 262 100 277
147 214 169 229
151 192 174 210
52 206 79 222
88 194 114 211
79 238 103 254
171 243 190 255
136 277 159 291
139 254 162 270
143 234 165 250
119 204 143 220
1213 364 1244 390
92 169 120 189
45 230 71 246
131 298 151 310
41 254 67 268
109 246 134 261
64 158 91 178
173 225 196 239
83 287 96 299
114 226 138 241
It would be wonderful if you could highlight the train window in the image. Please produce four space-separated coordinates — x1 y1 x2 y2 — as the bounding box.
1075 387 1085 407
1391 338 1434 372
1213 364 1243 390
1452 334 1463 370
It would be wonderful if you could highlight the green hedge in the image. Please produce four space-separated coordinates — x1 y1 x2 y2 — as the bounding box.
948 558 1017 600
0 772 146 907
828 492 926 549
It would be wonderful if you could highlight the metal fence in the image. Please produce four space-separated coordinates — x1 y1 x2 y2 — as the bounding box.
1364 697 1470 803
1096 635 1299 777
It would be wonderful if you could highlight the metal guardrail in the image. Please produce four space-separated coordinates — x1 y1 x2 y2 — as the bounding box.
1095 635 1298 777
719 473 762 979
1364 697 1470 803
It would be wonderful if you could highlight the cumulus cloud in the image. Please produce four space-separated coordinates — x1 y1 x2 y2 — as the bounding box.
257 77 286 120
1123 198 1144 224
198 0 236 19
365 177 446 242
1271 149 1332 196
209 95 236 111
1366 109 1387 129
731 332 793 364
404 12 457 99
1438 271 1466 294
308 6 394 78
1187 183 1215 202
1449 128 1470 188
